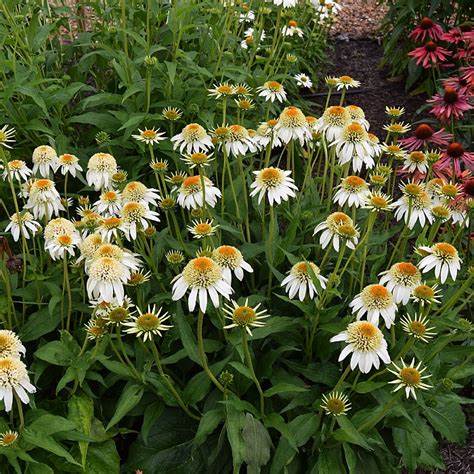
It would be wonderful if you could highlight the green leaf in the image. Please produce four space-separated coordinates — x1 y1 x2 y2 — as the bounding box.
333 416 373 451
175 306 200 364
106 383 144 430
264 383 308 397
353 381 386 393
264 413 297 450
242 413 272 473
194 408 224 446
343 443 357 473
20 308 60 342
68 395 94 467
225 403 245 472
424 402 467 443
164 61 177 85
83 440 120 474
142 401 164 446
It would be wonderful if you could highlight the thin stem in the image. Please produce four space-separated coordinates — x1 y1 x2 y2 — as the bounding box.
242 330 265 417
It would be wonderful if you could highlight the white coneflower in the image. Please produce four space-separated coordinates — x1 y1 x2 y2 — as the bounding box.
1 160 32 181
256 81 287 103
122 181 160 207
241 28 266 50
223 299 269 336
385 106 405 118
0 330 26 359
0 430 18 447
32 145 58 177
77 233 103 264
282 20 304 37
132 127 166 145
294 73 313 88
86 153 118 191
100 298 135 325
187 219 219 239
94 190 122 216
98 216 129 242
84 319 108 340
363 192 396 213
400 314 436 343
86 257 130 303
171 123 214 155
176 175 221 210
394 191 433 229
350 284 398 328
381 143 407 161
313 212 358 251
45 233 81 260
281 261 327 301
316 106 351 142
43 217 76 241
5 211 41 241
345 105 370 130
274 106 312 146
321 392 352 417
336 75 361 90
0 125 15 148
24 178 65 220
171 257 233 313
234 83 253 97
330 321 391 373
333 176 370 208
212 245 253 282
223 125 256 157
0 357 36 412
403 151 429 174
92 243 141 273
253 120 281 149
123 305 172 341
411 282 441 306
165 250 185 265
383 122 411 136
162 107 183 121
250 167 298 206
333 122 372 166
57 153 82 177
181 152 215 169
207 82 235 99
388 358 432 399
239 10 255 22
273 0 297 7
120 201 160 240
417 243 462 283
379 262 422 305
235 98 255 111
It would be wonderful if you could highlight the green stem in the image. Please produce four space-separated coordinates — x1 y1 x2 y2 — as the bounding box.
357 392 402 432
14 393 25 431
242 330 265 417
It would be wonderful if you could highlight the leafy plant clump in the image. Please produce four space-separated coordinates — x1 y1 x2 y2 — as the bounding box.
0 1 472 473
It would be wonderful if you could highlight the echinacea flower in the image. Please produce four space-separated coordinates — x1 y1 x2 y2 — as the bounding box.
32 145 58 177
435 143 474 177
24 178 65 220
171 257 233 313
211 245 253 282
411 282 441 306
86 257 130 303
249 167 298 206
321 392 352 417
45 233 81 260
208 82 235 99
379 262 421 305
345 105 370 130
400 314 436 343
402 151 429 174
330 321 391 373
132 127 166 145
86 153 118 191
5 211 41 241
274 106 312 145
94 190 122 216
0 357 36 412
253 120 281 149
408 42 451 69
0 430 18 447
282 20 304 37
417 242 462 283
336 75 360 90
256 81 287 103
165 250 185 265
176 175 221 210
394 187 433 229
313 212 357 251
273 0 297 8
385 106 405 119
122 181 160 207
333 122 373 171
0 125 15 148
223 299 269 336
294 73 313 88
408 17 443 42
428 87 473 123
181 152 214 169
333 175 370 208
223 125 256 157
281 261 327 301
120 201 160 240
85 319 108 340
1 160 32 182
388 358 432 399
350 284 398 328
57 153 82 177
399 124 453 152
123 305 172 341
0 330 26 359
441 25 474 45
363 192 395 212
316 106 351 142
171 123 214 155
92 243 141 273
187 219 219 239
162 107 183 121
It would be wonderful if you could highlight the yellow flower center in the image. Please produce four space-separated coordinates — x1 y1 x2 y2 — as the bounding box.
233 306 256 325
399 367 421 386
137 313 160 330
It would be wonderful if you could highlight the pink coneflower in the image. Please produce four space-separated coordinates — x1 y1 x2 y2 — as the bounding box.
409 18 443 42
443 76 473 96
399 124 453 152
460 66 474 84
435 143 474 177
441 25 474 44
452 42 474 60
408 42 451 69
428 87 473 123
